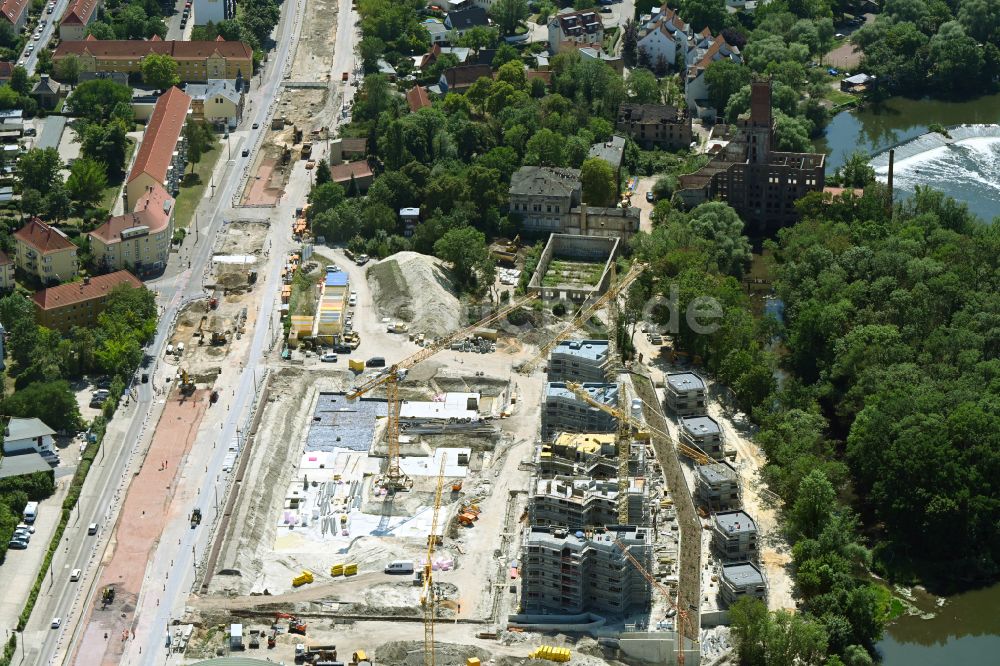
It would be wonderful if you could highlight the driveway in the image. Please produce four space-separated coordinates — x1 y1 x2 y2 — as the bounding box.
632 176 656 232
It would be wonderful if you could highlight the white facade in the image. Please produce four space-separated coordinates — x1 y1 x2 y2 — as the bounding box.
3 418 56 455
193 0 225 25
636 9 689 67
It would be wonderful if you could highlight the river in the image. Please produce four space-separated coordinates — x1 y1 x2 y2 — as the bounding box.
814 93 1000 222
813 95 1000 661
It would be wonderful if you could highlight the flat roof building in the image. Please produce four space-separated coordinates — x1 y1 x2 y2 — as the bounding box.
547 339 610 383
529 476 648 528
712 510 758 562
679 415 724 460
720 561 766 606
541 382 618 441
539 432 617 479
521 525 652 616
696 460 741 511
664 371 707 416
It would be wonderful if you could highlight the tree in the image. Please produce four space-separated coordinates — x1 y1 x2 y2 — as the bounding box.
67 157 109 207
67 80 133 122
704 59 751 113
307 181 346 218
623 18 638 63
0 380 81 432
9 66 28 95
790 469 837 540
434 226 491 291
678 0 726 32
315 159 331 186
20 188 43 219
626 68 661 104
141 54 179 89
837 151 876 188
580 157 617 207
495 61 527 90
18 148 63 193
81 120 130 178
686 201 752 276
457 25 499 50
958 0 1000 43
183 119 214 169
524 128 565 166
730 598 829 666
491 0 529 35
928 21 984 97
53 54 81 84
44 183 72 222
773 111 812 152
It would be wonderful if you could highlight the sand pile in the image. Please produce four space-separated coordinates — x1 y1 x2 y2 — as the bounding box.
368 252 460 338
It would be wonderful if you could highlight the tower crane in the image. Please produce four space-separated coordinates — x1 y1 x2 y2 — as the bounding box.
564 382 712 466
613 537 694 666
347 292 538 492
422 455 447 666
518 261 647 376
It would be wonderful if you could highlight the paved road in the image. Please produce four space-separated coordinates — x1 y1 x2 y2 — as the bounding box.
21 0 71 74
23 4 306 666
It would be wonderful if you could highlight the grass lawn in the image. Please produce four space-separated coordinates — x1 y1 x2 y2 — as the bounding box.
824 86 858 108
173 141 222 230
542 259 605 287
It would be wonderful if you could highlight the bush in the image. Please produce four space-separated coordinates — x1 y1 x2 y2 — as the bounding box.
552 302 566 316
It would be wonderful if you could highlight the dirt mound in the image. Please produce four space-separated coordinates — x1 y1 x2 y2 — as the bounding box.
368 252 460 338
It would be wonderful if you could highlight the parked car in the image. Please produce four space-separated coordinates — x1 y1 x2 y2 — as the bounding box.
320 352 337 363
366 356 386 368
7 540 27 550
16 524 35 534
645 191 655 203
332 344 351 354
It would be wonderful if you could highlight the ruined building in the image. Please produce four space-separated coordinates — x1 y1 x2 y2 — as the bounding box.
677 80 825 234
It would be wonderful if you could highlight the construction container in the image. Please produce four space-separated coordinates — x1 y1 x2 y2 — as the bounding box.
292 570 314 587
330 563 344 576
348 359 364 373
528 646 571 662
466 659 481 666
344 563 358 576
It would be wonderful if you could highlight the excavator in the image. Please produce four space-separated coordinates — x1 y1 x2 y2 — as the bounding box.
179 370 196 397
276 611 307 635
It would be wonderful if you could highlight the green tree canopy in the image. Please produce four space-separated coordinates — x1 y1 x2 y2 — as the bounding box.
580 157 617 207
67 79 133 123
18 148 63 193
141 54 180 89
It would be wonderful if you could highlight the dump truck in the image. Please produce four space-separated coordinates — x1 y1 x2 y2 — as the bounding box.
301 142 313 159
190 508 202 528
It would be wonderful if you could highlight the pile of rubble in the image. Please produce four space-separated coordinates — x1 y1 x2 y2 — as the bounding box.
449 336 497 354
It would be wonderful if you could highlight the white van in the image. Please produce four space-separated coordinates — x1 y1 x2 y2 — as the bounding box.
384 560 414 575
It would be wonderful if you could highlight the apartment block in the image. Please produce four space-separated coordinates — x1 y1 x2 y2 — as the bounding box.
59 0 102 41
548 8 603 54
720 562 766 606
664 372 706 416
547 339 610 383
0 250 14 291
530 476 647 528
541 382 618 441
695 460 741 511
89 183 174 276
539 432 617 478
126 87 191 209
53 39 253 82
520 525 652 616
13 218 79 285
616 104 693 151
31 271 143 332
712 510 758 562
679 415 724 460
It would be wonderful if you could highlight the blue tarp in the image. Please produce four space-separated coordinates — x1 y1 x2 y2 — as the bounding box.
325 271 349 287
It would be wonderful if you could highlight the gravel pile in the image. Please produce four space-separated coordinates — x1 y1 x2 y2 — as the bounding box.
368 252 461 338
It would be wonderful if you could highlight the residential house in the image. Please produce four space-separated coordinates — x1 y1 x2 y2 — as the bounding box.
664 372 707 416
59 0 102 41
679 415 725 460
578 47 623 74
696 460 741 511
406 85 432 113
53 39 253 82
131 88 159 121
438 63 491 93
0 0 28 32
89 183 174 275
636 6 689 68
616 103 693 150
31 271 144 332
529 476 648 527
418 44 472 70
13 218 79 284
677 81 825 234
588 135 625 191
193 0 227 25
422 19 449 44
548 8 603 55
400 207 420 236
0 250 13 291
712 510 758 562
720 562 767 606
329 160 373 193
377 58 397 81
841 72 875 93
186 78 244 129
547 339 610 384
30 75 62 110
3 417 56 455
125 86 191 209
444 6 490 37
684 33 742 115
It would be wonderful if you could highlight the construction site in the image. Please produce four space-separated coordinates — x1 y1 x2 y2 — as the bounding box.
160 229 790 665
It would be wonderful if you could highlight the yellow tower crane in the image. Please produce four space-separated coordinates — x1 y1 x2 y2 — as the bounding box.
518 261 647 376
613 537 694 666
564 382 712 466
347 292 538 491
422 455 448 666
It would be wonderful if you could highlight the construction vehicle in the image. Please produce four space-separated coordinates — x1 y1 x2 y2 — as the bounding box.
101 585 115 608
190 508 202 528
301 142 313 159
348 359 365 374
519 261 646 376
179 370 196 396
211 331 227 346
489 235 520 266
351 650 368 664
564 382 711 466
267 629 278 648
293 125 303 143
420 456 448 666
346 291 539 491
210 390 220 404
275 612 308 635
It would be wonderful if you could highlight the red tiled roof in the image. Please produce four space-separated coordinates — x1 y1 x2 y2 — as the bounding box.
90 183 174 243
53 39 253 63
128 87 191 185
0 0 28 25
14 218 76 255
329 160 373 183
406 85 431 112
443 64 491 90
32 270 142 311
150 33 162 41
61 0 99 26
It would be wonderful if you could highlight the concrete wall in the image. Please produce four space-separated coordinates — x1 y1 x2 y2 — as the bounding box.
527 233 620 303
